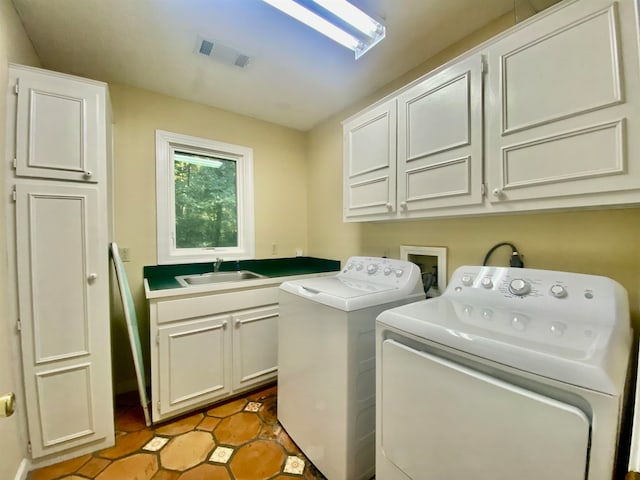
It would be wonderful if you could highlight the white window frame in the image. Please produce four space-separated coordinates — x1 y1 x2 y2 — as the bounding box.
156 129 255 264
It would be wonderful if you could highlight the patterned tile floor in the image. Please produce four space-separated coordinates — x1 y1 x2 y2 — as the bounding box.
28 384 328 480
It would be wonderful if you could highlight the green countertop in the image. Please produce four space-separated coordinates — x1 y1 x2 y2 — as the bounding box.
144 256 341 291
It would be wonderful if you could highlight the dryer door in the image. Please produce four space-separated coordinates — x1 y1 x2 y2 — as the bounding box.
380 339 590 480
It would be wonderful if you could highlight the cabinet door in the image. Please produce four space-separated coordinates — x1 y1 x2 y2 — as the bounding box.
232 305 279 391
15 183 113 459
397 55 484 215
158 315 231 418
485 0 640 207
343 100 397 221
14 71 103 183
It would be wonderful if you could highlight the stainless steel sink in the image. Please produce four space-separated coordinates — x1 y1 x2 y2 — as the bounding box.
175 270 265 287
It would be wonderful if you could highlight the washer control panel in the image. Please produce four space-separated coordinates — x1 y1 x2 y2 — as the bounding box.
341 256 421 289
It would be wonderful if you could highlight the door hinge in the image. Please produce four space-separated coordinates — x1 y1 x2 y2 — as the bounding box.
481 56 488 74
14 80 19 95
27 441 32 455
155 333 159 345
12 158 17 169
157 401 161 413
16 319 21 332
11 186 16 202
480 183 486 196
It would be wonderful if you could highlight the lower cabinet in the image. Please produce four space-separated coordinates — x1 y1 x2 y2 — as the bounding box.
149 287 279 423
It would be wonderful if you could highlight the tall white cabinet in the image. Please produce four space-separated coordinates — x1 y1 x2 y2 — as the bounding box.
5 65 114 461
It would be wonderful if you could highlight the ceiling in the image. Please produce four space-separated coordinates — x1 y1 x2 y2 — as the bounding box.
12 0 541 131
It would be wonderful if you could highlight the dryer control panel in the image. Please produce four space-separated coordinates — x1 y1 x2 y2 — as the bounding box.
448 266 628 327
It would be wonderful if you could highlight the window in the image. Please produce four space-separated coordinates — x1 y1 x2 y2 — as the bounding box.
156 130 254 264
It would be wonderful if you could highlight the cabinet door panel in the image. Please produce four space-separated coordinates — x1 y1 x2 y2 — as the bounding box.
16 183 112 458
502 120 623 190
486 0 640 205
232 305 278 390
159 316 231 416
15 74 101 182
343 100 396 220
501 5 620 134
397 55 483 214
36 364 95 447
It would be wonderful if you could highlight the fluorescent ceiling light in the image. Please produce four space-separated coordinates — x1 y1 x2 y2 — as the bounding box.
311 0 381 38
262 0 385 59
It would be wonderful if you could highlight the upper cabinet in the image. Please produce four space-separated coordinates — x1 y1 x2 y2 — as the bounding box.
343 99 397 220
396 55 484 217
343 0 640 222
485 0 640 209
14 67 106 183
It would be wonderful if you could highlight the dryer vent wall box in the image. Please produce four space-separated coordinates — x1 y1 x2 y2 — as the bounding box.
277 257 425 480
376 265 632 480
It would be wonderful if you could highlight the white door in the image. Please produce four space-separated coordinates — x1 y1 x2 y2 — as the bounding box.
15 183 112 458
15 72 101 183
485 0 640 204
397 55 484 215
232 305 278 391
343 99 397 221
158 315 231 418
379 339 590 480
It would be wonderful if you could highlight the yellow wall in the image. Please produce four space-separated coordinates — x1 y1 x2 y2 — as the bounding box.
0 0 41 476
307 14 640 327
110 84 308 390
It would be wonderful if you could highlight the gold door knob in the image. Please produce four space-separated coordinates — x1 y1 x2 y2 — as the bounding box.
0 392 16 417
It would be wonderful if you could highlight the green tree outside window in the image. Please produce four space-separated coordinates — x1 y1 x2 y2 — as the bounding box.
173 151 238 249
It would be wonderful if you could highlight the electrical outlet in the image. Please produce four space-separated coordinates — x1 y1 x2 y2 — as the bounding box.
120 247 131 262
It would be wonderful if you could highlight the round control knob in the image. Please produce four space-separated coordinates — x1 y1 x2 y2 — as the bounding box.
355 263 363 271
481 309 493 320
395 269 404 278
461 275 474 286
383 267 392 276
549 284 567 298
508 279 531 296
481 277 493 289
511 315 529 331
550 323 566 336
367 264 378 275
347 263 353 270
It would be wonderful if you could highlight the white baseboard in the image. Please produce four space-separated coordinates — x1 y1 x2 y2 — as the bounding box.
14 458 30 480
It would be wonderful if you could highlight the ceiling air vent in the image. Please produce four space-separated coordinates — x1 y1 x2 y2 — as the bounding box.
194 35 250 69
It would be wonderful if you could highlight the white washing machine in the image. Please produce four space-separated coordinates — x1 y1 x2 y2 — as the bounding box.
278 256 424 480
376 265 632 480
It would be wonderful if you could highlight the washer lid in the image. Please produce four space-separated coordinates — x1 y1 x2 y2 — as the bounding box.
377 297 629 394
280 276 420 311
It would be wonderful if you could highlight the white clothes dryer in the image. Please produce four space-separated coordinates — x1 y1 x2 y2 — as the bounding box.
376 266 632 480
278 256 424 480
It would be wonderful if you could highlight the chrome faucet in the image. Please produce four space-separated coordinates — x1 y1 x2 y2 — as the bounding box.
214 257 223 272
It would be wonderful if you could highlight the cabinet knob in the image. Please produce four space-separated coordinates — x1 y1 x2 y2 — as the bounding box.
400 201 407 210
222 320 228 330
87 273 98 283
234 319 241 328
83 171 93 178
385 203 393 210
492 188 504 198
